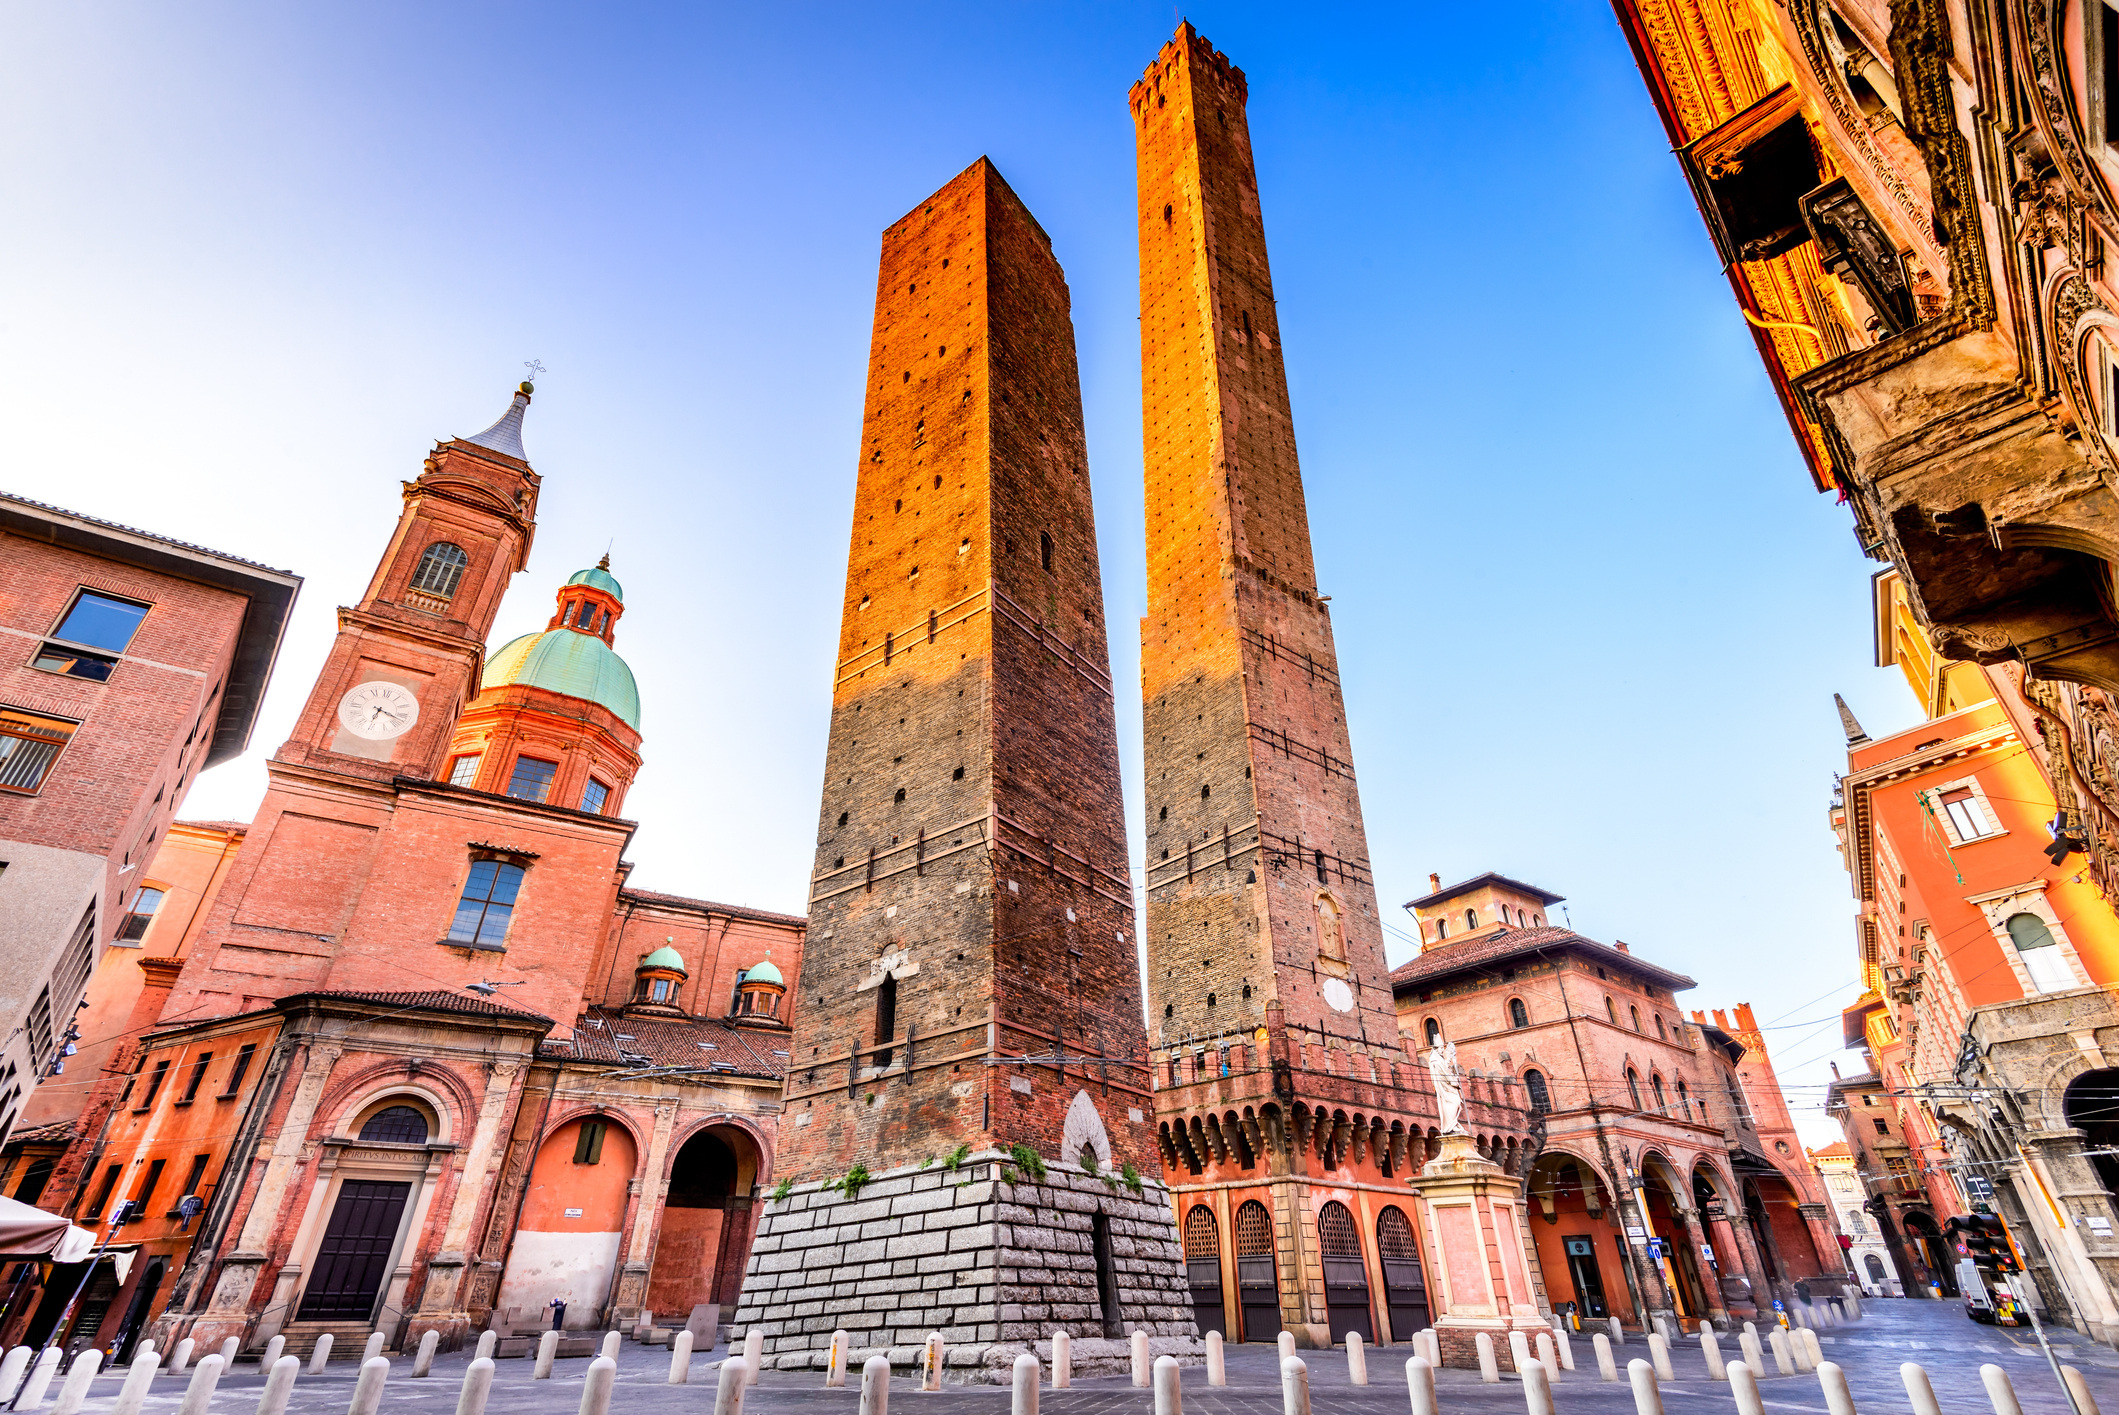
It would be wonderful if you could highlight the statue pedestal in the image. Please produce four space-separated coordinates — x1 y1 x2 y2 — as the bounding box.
1407 1134 1549 1370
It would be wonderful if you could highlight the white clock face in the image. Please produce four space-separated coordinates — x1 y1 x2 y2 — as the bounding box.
337 681 420 741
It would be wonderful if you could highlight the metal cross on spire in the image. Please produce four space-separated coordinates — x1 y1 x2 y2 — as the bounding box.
523 359 546 383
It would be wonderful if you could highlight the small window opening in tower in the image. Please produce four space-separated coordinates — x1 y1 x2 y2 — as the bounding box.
1424 1018 1441 1047
1242 311 1252 339
1164 1004 1174 1019
894 788 906 804
1159 806 1167 820
837 812 849 827
1200 785 1210 799
895 499 902 512
1163 202 1173 220
952 767 964 780
874 974 897 1070
934 474 942 489
1314 851 1326 884
1040 532 1054 572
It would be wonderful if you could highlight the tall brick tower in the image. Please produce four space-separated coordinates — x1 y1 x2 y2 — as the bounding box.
734 159 1193 1377
1131 26 1538 1355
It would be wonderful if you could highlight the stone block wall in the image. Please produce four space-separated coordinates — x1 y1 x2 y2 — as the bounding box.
735 1152 1199 1381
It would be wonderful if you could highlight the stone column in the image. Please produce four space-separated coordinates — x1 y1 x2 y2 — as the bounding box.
1406 1135 1549 1370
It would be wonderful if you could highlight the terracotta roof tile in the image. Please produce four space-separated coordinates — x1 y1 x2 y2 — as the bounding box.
1388 926 1697 992
542 1006 789 1079
283 989 553 1023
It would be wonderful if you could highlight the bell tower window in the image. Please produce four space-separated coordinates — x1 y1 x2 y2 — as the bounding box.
409 543 469 601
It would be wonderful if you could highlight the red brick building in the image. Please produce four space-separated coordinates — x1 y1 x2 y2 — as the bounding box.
14 386 804 1361
1394 874 1839 1333
0 493 297 1151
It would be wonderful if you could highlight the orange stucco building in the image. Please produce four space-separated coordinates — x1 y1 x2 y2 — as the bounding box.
0 386 804 1361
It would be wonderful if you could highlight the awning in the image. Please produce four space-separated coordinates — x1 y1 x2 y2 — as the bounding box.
0 1197 96 1262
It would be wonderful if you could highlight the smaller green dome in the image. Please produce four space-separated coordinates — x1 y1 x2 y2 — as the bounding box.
567 565 624 603
639 946 687 975
742 959 785 986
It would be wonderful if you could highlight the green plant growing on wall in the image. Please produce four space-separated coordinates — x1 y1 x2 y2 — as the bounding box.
1008 1143 1048 1183
1120 1162 1144 1196
826 1164 872 1202
941 1143 972 1174
768 1178 794 1204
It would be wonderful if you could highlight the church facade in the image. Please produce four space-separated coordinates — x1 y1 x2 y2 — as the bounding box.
9 386 803 1359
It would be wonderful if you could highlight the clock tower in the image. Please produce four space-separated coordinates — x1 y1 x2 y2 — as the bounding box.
277 383 540 781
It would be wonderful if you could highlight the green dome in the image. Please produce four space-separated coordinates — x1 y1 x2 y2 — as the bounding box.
484 628 641 729
567 565 624 602
638 945 687 974
742 959 784 986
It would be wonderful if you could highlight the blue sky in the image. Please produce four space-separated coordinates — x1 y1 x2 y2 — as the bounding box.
0 3 1900 1140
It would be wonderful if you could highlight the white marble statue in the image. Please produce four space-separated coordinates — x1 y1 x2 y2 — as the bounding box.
1430 1037 1466 1136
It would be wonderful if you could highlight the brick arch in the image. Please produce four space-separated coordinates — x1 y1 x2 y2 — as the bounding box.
314 1057 478 1143
663 1113 775 1184
543 1102 650 1166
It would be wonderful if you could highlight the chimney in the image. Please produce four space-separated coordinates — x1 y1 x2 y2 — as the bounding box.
1429 872 1442 893
1614 940 1630 954
1830 1061 1841 1079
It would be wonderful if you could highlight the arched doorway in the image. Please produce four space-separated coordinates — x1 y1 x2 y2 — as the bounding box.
647 1126 761 1317
1901 1210 1954 1295
1317 1201 1373 1342
1376 1206 1430 1341
1526 1153 1620 1322
496 1114 639 1327
2064 1069 2119 1204
1864 1253 1887 1285
1234 1200 1280 1342
1183 1205 1226 1338
1691 1165 1754 1316
1641 1156 1708 1321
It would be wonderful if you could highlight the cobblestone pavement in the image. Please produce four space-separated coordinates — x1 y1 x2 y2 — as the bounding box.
34 1299 2119 1415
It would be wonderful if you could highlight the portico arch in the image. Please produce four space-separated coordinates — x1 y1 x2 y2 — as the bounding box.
1525 1149 1627 1322
646 1123 763 1316
495 1113 640 1328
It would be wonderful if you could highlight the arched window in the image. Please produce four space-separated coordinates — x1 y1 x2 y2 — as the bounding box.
1423 1018 1441 1047
409 543 469 600
2007 913 2076 993
1509 998 1529 1030
1436 917 1448 940
358 1105 429 1144
1464 908 1477 930
1040 532 1054 572
1677 1079 1691 1116
1524 1069 1551 1113
873 974 898 1069
1626 1069 1642 1110
1651 1074 1667 1112
1654 1014 1666 1040
1605 997 1618 1024
1500 904 1513 925
1629 1005 1642 1032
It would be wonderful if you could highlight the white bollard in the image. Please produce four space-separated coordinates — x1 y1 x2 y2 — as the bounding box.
1423 1330 1442 1369
1700 1330 1725 1381
1790 1328 1814 1373
0 1349 39 1405
1281 1357 1310 1415
743 1330 764 1386
1508 1330 1532 1374
1205 1332 1224 1387
1537 1333 1560 1383
1767 1329 1792 1377
219 1339 239 1366
412 1330 440 1379
1277 1331 1296 1364
1843 1290 1862 1321
1131 1330 1150 1388
1819 1362 1858 1415
455 1358 495 1415
475 1331 496 1361
1593 1332 1616 1382
1981 1364 2022 1415
923 1332 946 1392
1407 1356 1436 1415
110 1353 159 1415
47 1351 101 1415
1729 1361 1766 1415
1804 1329 1825 1371
1052 1332 1070 1390
309 1335 334 1374
20 1347 64 1410
533 1330 559 1380
1524 1359 1555 1415
1346 1332 1367 1386
133 1342 156 1366
1628 1358 1664 1415
1476 1332 1499 1383
170 1339 195 1377
1557 1330 1576 1372
1015 1353 1041 1415
1738 1329 1764 1376
577 1356 615 1415
1902 1364 1943 1415
2066 1367 2105 1415
361 1333 385 1365
264 1337 286 1370
176 1356 225 1415
856 1355 889 1415
346 1356 388 1415
823 1331 844 1389
256 1356 300 1415
1647 1332 1673 1382
722 1354 756 1415
599 1332 620 1362
1608 1315 1624 1345
670 1330 695 1385
1742 1320 1756 1338
1152 1354 1180 1415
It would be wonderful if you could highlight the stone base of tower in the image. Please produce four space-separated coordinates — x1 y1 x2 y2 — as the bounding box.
1407 1134 1551 1371
733 1151 1201 1383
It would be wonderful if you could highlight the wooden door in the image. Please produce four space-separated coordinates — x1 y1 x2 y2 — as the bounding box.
1183 1205 1227 1339
1318 1202 1373 1343
1377 1206 1429 1341
1234 1200 1281 1342
297 1180 411 1321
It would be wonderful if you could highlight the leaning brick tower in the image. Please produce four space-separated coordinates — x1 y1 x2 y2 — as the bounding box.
1132 25 1536 1354
733 158 1194 1377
